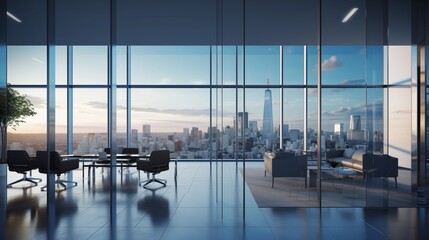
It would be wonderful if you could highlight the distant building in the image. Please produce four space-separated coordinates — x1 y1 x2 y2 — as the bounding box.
131 129 138 144
334 123 344 133
347 115 366 146
237 112 249 139
249 120 258 137
289 129 300 142
282 124 289 139
349 115 361 130
262 84 274 141
142 124 151 138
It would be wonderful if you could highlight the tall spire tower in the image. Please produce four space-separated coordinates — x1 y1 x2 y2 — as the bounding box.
262 78 273 141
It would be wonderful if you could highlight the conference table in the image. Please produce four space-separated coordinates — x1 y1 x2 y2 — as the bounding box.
62 153 177 182
61 153 143 180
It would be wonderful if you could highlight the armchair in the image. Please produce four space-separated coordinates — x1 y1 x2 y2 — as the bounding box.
137 150 170 188
264 152 307 188
6 150 42 188
36 151 79 191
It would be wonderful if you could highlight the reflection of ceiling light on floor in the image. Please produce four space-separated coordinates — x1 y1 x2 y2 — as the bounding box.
32 58 44 64
342 8 358 23
7 11 22 23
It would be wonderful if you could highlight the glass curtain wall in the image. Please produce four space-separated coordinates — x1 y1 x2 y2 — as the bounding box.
5 4 424 231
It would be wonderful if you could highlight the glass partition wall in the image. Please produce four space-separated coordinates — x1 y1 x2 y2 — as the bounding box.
5 43 420 200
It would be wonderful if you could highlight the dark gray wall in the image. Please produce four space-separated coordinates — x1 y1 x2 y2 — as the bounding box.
5 0 420 46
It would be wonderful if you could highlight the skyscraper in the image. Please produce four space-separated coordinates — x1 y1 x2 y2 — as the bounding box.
349 115 361 130
131 129 138 144
347 115 365 146
237 112 249 138
142 124 151 138
334 123 344 133
262 85 274 140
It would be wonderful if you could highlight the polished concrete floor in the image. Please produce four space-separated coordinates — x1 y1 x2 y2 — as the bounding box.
1 162 429 240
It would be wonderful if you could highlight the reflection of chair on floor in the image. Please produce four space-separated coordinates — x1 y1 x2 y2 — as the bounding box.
36 151 79 191
36 193 78 230
137 189 170 225
6 150 42 188
137 150 170 188
6 189 40 239
264 152 307 188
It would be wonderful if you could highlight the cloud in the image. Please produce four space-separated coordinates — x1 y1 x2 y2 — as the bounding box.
339 79 365 85
87 101 107 109
87 101 127 110
132 106 211 117
25 95 46 108
321 56 342 71
85 101 212 117
308 101 383 121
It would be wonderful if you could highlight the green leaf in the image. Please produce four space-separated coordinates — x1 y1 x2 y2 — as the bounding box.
0 84 37 130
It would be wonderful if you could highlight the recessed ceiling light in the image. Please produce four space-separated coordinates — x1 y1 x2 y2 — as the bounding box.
342 8 358 23
7 11 22 23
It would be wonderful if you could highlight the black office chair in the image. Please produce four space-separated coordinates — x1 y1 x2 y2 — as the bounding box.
121 147 139 163
137 150 170 188
36 151 79 191
121 147 139 154
103 148 111 154
6 150 42 188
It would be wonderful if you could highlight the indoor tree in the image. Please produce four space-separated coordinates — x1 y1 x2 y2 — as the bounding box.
0 85 36 163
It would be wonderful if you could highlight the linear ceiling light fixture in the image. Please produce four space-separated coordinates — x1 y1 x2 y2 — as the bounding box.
7 11 22 23
342 8 358 23
31 57 44 64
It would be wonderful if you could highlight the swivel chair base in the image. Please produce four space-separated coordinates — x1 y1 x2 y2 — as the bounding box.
41 176 77 191
7 173 42 188
139 172 167 188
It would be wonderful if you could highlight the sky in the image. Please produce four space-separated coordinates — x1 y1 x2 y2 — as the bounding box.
6 45 412 136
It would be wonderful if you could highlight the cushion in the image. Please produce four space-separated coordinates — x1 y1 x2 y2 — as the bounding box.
351 150 365 162
343 148 356 159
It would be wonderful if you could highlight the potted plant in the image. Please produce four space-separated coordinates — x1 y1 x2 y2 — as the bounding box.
0 84 37 163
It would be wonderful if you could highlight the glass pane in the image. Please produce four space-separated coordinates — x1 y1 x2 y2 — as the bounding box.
245 46 280 85
221 46 238 86
130 88 210 158
307 46 318 85
56 46 67 85
73 88 107 153
7 88 47 156
321 87 367 207
55 88 67 154
131 46 210 85
117 88 127 148
245 88 280 153
283 46 304 85
321 46 366 86
283 88 304 153
7 46 46 85
366 46 383 85
388 46 412 86
117 46 127 85
73 46 107 85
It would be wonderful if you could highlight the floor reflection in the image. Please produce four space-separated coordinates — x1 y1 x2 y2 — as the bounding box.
137 189 170 226
35 193 78 230
6 189 39 239
2 162 428 240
